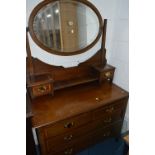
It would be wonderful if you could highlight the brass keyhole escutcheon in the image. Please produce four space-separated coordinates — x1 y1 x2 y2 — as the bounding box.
38 85 46 93
64 135 73 141
64 122 74 128
106 107 114 113
104 117 112 123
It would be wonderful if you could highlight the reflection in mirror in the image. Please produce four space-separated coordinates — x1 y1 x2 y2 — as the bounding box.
33 0 100 53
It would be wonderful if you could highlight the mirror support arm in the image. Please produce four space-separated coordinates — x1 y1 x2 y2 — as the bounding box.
26 27 34 76
101 19 107 65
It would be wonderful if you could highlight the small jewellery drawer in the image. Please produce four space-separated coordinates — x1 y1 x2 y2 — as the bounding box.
92 64 115 83
46 123 94 153
101 70 114 80
27 73 54 98
32 83 53 97
93 98 127 120
43 112 92 138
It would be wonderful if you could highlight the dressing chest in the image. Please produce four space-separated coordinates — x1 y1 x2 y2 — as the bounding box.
26 0 129 154
30 80 128 155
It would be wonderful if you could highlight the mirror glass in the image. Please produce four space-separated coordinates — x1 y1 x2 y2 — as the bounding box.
32 0 100 53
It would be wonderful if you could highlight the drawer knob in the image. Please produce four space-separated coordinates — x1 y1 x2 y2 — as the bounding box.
105 72 112 78
103 131 111 137
70 29 74 34
95 97 103 102
106 107 114 113
68 21 74 26
95 97 100 101
64 135 73 141
38 86 46 93
64 148 73 154
64 122 74 128
104 117 112 123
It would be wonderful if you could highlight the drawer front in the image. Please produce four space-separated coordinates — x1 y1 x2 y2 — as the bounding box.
93 121 122 143
46 116 122 154
101 70 114 79
99 70 114 83
48 133 92 155
32 83 53 97
93 98 127 120
47 121 123 155
46 122 94 153
43 112 92 139
94 109 124 128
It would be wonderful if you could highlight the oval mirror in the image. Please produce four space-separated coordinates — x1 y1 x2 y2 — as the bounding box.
29 0 103 55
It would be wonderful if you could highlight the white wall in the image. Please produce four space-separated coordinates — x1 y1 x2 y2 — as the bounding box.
87 0 129 132
27 0 129 132
108 0 129 132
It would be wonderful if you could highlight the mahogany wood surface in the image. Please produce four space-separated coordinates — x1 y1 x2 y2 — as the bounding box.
31 82 128 128
28 68 129 155
49 132 93 155
26 48 104 76
38 120 123 155
26 94 36 155
42 112 91 138
26 49 110 95
26 28 34 75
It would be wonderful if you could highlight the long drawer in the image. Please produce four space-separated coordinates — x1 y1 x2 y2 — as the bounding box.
48 133 92 155
42 112 92 139
46 122 95 153
45 119 123 154
47 122 122 155
45 108 124 152
39 99 126 140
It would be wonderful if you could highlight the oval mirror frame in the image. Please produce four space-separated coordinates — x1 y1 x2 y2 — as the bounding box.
28 0 103 56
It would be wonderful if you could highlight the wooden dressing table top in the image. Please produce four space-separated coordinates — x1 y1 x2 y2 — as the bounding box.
30 82 128 128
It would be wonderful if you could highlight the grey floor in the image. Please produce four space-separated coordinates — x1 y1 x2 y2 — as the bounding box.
77 138 126 155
